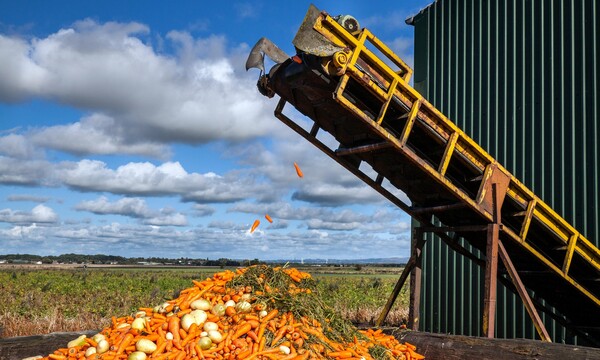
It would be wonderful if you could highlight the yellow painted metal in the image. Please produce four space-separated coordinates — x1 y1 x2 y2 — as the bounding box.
563 233 579 275
399 99 421 146
519 199 536 240
305 10 600 307
438 132 458 176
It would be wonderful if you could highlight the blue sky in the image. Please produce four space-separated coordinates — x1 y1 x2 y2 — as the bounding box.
0 1 432 260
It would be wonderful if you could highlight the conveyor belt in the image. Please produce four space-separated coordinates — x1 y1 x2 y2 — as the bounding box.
254 6 600 343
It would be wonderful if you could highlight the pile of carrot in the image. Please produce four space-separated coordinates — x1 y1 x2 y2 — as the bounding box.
39 266 424 360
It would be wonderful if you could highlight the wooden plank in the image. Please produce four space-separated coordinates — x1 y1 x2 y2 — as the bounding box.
0 330 97 360
387 330 600 360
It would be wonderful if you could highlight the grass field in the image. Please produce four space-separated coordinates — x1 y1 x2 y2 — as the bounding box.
0 265 408 338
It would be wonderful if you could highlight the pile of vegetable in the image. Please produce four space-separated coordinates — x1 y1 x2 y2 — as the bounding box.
37 266 423 360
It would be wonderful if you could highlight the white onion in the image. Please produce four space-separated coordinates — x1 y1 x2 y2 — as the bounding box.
131 317 146 331
203 322 219 332
85 347 97 357
136 339 157 354
190 299 211 311
180 314 195 332
190 309 208 325
97 339 110 354
235 301 252 314
128 351 147 360
224 300 236 308
198 337 213 350
208 330 224 343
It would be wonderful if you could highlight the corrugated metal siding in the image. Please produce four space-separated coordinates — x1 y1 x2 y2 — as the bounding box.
411 0 599 345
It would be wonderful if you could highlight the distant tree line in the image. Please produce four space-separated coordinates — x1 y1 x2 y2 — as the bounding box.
0 253 266 267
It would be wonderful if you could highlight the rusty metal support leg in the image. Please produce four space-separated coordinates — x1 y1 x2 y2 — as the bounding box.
498 240 552 342
482 183 501 338
483 223 499 338
409 227 424 330
376 227 425 327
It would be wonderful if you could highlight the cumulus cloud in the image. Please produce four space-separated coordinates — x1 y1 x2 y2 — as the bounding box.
192 204 216 217
7 194 51 203
0 204 58 224
30 114 171 159
0 20 275 154
0 156 54 186
75 196 187 226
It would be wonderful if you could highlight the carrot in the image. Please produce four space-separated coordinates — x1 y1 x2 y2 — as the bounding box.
250 219 260 233
232 322 252 340
261 309 279 323
265 214 273 223
270 326 288 345
168 315 181 344
152 340 168 356
327 351 353 358
115 333 134 355
293 162 304 178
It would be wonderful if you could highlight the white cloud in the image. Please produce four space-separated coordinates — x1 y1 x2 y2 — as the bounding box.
31 114 171 159
7 194 51 203
0 156 54 186
0 204 58 224
0 20 275 151
0 133 41 159
75 196 188 226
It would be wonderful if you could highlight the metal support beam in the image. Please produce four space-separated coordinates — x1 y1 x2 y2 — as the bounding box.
498 239 552 342
376 227 425 327
409 227 424 330
483 183 501 338
483 222 499 338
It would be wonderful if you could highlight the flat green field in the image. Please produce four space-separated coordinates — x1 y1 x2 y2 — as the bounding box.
0 265 408 338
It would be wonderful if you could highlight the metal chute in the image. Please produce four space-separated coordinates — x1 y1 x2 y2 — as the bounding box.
245 37 289 73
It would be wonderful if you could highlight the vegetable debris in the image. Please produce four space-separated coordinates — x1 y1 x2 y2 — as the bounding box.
40 265 423 360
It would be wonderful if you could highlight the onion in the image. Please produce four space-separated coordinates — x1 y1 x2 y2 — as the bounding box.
166 332 174 340
180 314 195 332
67 335 87 348
190 299 211 311
203 322 218 332
97 339 109 354
128 351 147 360
190 309 208 325
85 347 97 357
136 339 157 354
235 301 252 314
131 317 146 331
259 310 268 318
200 331 208 337
279 346 291 355
208 330 223 343
224 300 236 308
197 336 212 350
211 304 226 317
92 333 106 343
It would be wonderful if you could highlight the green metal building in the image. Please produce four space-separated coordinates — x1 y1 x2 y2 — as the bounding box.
408 0 599 345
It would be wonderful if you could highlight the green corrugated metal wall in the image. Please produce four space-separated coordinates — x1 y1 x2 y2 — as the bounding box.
410 0 599 345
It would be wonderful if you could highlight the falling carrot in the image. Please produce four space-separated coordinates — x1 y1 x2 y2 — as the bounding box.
293 162 303 178
250 219 260 233
265 214 273 223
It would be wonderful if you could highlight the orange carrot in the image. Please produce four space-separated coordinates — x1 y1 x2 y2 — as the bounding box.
265 214 273 223
327 351 353 358
116 333 134 355
293 162 304 177
261 309 279 323
250 219 260 233
232 322 253 340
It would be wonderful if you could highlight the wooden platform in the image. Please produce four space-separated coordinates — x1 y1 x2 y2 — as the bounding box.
2 330 600 360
